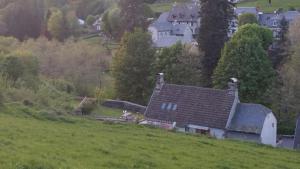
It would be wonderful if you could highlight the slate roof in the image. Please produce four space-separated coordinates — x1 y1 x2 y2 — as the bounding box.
235 7 258 16
294 115 300 149
167 3 199 22
145 84 236 129
228 103 272 134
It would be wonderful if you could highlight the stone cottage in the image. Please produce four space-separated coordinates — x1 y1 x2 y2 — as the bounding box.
144 73 277 146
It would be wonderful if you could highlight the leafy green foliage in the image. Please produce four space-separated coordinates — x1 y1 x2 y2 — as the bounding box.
154 43 202 86
275 17 300 128
238 13 259 26
198 0 234 86
102 7 122 38
232 24 273 50
213 36 275 103
102 1 154 39
112 29 155 105
47 9 67 41
0 0 44 40
86 15 96 26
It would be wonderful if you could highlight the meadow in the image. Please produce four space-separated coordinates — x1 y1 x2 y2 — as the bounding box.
237 0 300 12
0 104 299 169
150 0 300 13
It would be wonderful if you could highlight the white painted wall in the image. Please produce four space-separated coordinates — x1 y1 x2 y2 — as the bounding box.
148 27 158 42
182 27 193 43
210 128 225 139
177 125 225 139
261 113 277 147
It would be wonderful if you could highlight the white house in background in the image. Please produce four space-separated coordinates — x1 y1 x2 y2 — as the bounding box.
148 2 200 47
93 17 102 32
77 18 85 26
259 11 300 40
144 74 277 147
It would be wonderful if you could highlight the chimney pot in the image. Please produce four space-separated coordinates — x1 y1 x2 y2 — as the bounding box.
228 78 238 93
155 73 165 91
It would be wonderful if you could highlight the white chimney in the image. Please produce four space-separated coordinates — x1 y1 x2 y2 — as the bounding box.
155 73 165 91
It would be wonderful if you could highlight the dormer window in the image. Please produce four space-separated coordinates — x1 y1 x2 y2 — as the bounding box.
167 103 172 111
161 103 166 110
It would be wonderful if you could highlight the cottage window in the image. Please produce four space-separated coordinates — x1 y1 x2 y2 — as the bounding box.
161 103 166 110
167 103 172 111
172 104 177 111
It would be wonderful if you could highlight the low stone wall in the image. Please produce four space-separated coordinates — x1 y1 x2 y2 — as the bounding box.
102 100 147 113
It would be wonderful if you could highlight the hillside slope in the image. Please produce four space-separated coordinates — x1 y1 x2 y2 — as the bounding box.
238 0 300 12
0 105 299 169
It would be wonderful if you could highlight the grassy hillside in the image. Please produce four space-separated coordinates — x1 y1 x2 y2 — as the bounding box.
238 0 300 12
150 0 300 13
149 0 190 13
0 105 299 169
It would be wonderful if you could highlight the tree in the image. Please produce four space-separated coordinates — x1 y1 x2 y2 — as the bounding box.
119 0 148 33
198 0 234 86
154 43 202 86
277 17 300 129
238 13 258 26
232 24 273 50
112 29 155 105
47 9 67 41
102 7 122 39
2 0 45 40
213 36 275 103
86 15 96 26
0 56 24 83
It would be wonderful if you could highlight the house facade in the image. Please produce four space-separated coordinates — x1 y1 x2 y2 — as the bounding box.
148 2 200 47
144 73 277 146
259 11 300 40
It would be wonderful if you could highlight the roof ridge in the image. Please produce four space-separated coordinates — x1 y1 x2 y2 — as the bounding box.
165 83 229 93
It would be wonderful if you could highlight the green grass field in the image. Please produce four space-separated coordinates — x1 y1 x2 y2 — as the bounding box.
237 0 300 12
149 0 190 13
150 0 300 13
0 105 300 169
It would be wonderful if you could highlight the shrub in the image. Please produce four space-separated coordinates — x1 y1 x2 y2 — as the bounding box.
81 101 96 115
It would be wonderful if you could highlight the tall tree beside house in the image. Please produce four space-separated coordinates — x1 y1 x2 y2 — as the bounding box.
238 13 258 26
118 0 147 33
112 29 155 105
1 0 45 40
213 34 275 103
47 9 68 41
276 17 300 131
197 0 234 86
154 43 203 86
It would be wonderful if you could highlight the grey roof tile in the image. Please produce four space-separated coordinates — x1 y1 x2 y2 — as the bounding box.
145 84 235 129
228 103 271 134
167 3 199 22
